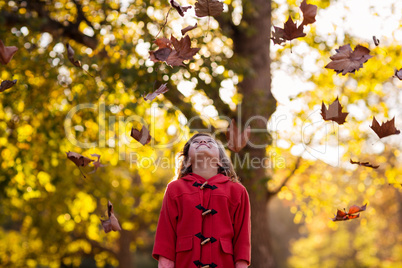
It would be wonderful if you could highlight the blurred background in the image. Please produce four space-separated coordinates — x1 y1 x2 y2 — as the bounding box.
0 0 401 267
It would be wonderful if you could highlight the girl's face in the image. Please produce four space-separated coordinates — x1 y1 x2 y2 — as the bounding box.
187 135 220 166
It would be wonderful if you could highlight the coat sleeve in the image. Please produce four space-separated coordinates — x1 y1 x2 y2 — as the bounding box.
233 186 251 265
152 184 178 261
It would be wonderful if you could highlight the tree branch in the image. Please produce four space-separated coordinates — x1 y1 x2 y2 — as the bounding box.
269 155 302 196
3 0 99 49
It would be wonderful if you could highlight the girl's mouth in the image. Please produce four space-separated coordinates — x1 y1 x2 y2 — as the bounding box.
196 144 210 149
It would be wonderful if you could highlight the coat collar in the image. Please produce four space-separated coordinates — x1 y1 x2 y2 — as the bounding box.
181 173 230 184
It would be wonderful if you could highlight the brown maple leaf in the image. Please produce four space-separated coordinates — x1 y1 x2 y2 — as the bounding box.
144 83 169 101
271 16 306 45
350 159 379 169
150 35 200 67
150 47 172 62
100 201 122 233
170 0 192 17
181 23 198 35
271 0 316 45
170 35 200 61
370 116 400 139
332 203 367 221
394 68 402 80
130 125 152 145
88 153 107 174
67 151 94 167
226 119 251 153
66 151 94 178
195 0 224 17
0 40 18 65
0 79 17 93
321 97 348 125
300 0 317 26
325 44 373 75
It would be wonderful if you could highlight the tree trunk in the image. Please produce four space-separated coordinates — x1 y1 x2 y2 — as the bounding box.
118 230 133 268
232 0 277 267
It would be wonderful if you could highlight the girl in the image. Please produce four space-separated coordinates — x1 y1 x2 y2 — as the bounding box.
153 133 251 268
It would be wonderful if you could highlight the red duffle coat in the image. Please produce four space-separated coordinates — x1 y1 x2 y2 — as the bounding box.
152 173 251 268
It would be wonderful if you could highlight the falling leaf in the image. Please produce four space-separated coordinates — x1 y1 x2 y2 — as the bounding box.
226 119 251 152
370 116 400 139
0 40 18 65
321 97 348 125
194 0 224 17
0 79 17 93
271 0 317 45
373 36 380 46
150 47 172 62
394 68 402 80
325 44 373 75
144 83 169 101
66 43 82 68
149 35 200 67
66 151 94 178
332 203 367 221
88 153 107 174
130 125 152 145
170 0 192 17
170 35 200 61
67 151 94 167
181 23 198 35
271 17 306 45
350 159 379 169
100 201 122 233
66 43 93 77
300 0 317 26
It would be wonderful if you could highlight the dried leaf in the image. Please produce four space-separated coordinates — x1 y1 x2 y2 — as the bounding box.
66 151 94 167
100 201 122 233
226 119 251 152
66 151 94 178
150 47 172 62
144 83 169 101
0 40 18 65
271 0 316 45
271 16 306 45
66 43 82 68
373 36 380 46
88 153 107 174
195 0 224 17
348 203 367 214
130 125 152 145
0 79 17 93
300 0 317 26
149 35 200 67
181 23 198 35
370 116 400 139
350 159 379 169
321 97 348 125
170 0 192 17
325 44 373 75
394 68 402 80
332 204 367 221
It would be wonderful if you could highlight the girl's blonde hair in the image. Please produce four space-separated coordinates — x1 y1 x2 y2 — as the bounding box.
175 133 239 182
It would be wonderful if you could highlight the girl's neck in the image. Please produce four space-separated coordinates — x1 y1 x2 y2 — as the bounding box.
191 165 218 180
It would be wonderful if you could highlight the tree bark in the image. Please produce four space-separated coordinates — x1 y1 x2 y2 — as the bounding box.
232 0 277 267
117 230 134 268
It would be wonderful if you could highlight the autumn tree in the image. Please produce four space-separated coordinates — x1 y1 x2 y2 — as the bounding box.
2 0 402 268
